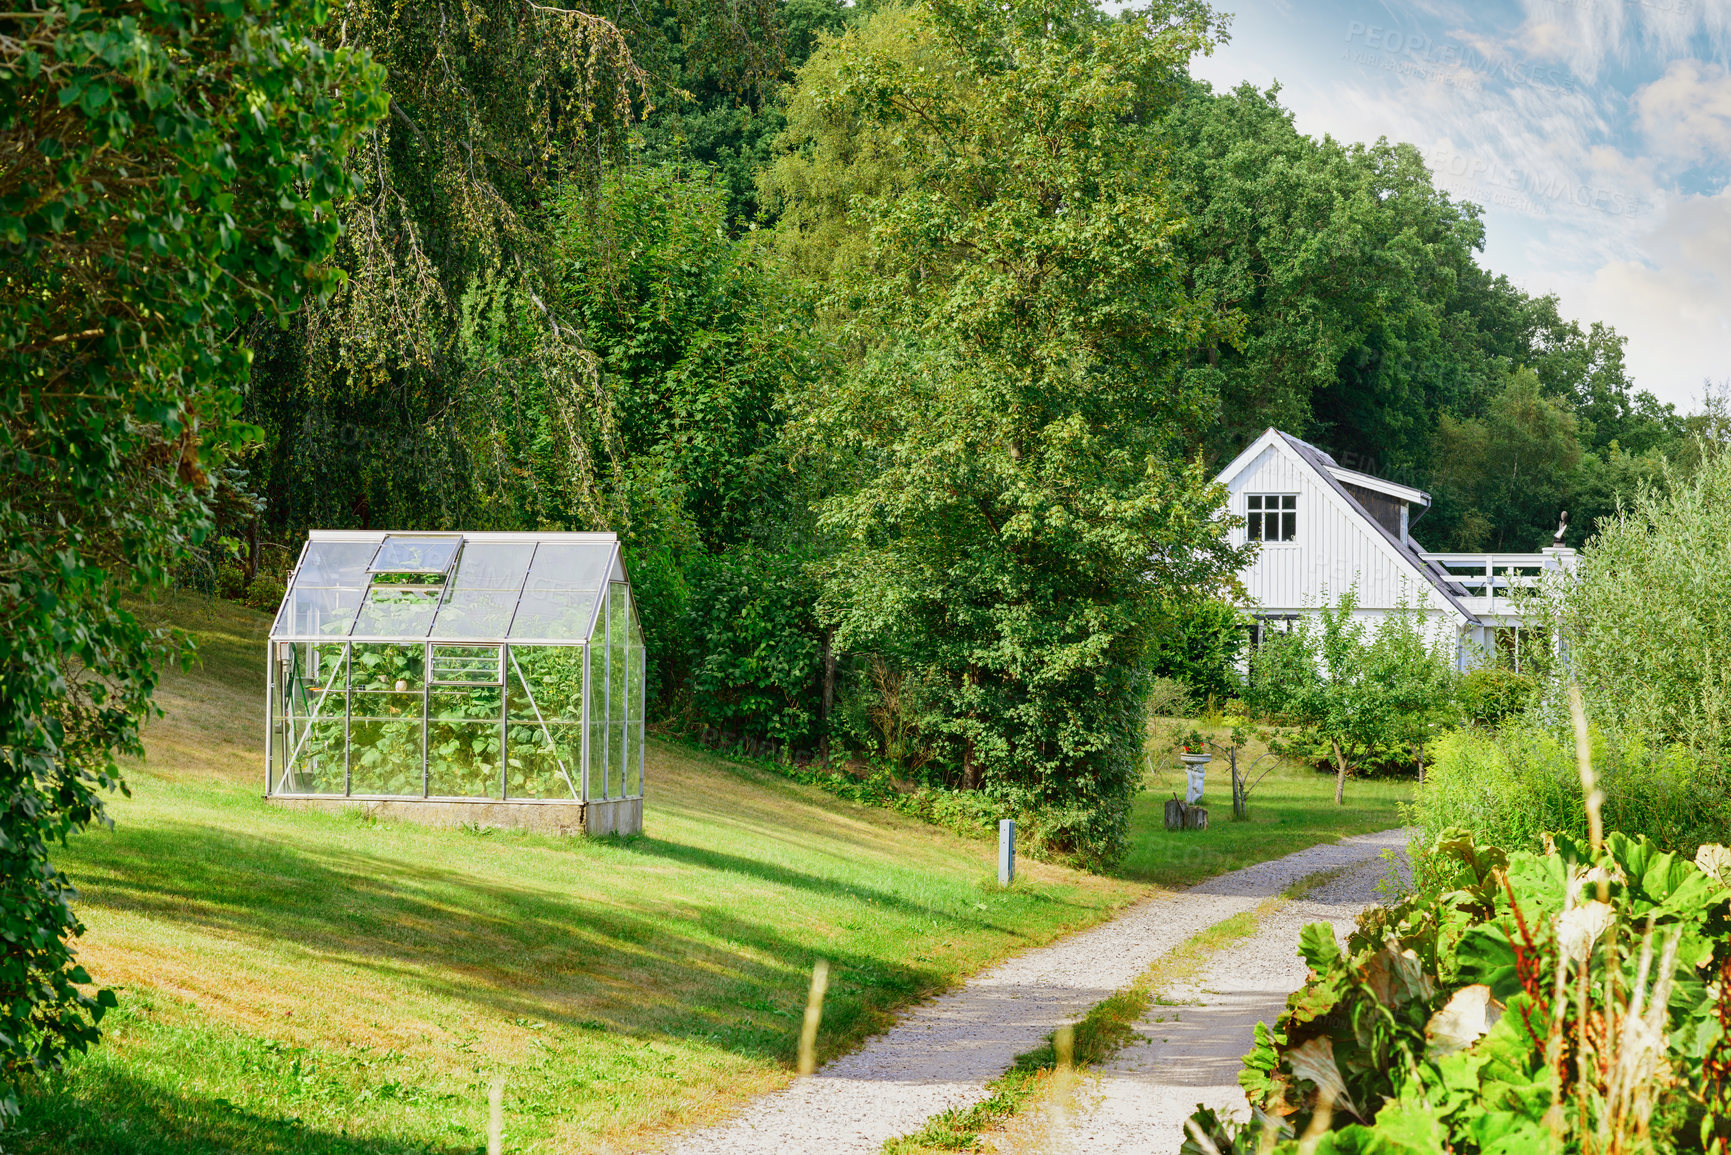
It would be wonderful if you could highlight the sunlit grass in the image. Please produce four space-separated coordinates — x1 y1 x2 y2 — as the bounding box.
15 598 1405 1153
1115 715 1413 888
17 594 1144 1154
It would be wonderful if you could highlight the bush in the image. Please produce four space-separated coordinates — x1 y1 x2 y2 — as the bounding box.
832 656 944 776
1457 665 1537 726
243 574 286 612
1415 722 1731 867
1555 444 1731 756
216 562 248 601
684 546 824 752
1145 676 1193 720
1186 829 1731 1154
1147 597 1247 703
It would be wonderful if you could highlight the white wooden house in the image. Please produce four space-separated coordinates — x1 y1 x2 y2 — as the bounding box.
1215 429 1575 666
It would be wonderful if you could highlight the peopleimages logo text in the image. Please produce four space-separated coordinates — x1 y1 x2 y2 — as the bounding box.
1341 22 1577 97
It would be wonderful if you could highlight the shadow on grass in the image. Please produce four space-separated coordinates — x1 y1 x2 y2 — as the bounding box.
13 1065 474 1155
64 814 1011 1061
616 833 1097 921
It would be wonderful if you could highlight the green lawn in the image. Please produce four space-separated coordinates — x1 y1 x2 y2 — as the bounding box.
14 596 1409 1153
16 595 1143 1154
1119 720 1412 888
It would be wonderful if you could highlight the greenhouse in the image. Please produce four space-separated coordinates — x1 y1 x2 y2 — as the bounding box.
266 531 645 835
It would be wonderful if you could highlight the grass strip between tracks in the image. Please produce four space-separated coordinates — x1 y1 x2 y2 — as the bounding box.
878 862 1372 1154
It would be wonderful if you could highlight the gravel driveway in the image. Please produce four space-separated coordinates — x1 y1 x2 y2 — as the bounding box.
1053 851 1401 1154
668 829 1408 1155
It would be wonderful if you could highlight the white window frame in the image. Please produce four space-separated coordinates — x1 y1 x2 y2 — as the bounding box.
1247 493 1298 543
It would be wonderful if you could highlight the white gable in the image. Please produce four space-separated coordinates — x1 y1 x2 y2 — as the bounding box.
1217 431 1468 628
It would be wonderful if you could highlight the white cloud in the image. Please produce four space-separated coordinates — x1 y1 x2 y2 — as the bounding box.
1569 187 1731 401
1189 0 1728 405
1514 0 1731 82
1634 59 1731 165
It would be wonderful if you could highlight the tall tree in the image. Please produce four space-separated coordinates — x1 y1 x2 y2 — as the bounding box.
247 0 650 540
628 0 850 228
1428 369 1584 550
1159 81 1501 472
0 0 383 1109
545 165 828 733
794 0 1249 864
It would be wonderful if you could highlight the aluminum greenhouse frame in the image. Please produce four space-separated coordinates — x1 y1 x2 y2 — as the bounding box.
265 530 644 835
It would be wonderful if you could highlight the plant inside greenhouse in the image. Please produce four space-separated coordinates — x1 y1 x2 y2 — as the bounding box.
266 532 645 833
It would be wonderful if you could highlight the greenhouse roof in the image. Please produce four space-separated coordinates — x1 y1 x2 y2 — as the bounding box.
270 531 626 645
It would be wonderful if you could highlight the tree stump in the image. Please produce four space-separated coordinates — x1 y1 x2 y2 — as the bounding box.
1165 796 1209 831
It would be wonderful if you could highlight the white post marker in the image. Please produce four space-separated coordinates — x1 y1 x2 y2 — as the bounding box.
999 818 1015 887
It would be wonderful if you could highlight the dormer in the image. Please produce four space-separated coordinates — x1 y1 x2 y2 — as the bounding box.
1325 465 1429 543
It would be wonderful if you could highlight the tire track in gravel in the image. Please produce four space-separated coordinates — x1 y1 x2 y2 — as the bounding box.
667 829 1408 1155
1051 850 1405 1155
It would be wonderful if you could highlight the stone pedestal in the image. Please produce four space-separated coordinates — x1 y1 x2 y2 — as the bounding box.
1180 752 1211 804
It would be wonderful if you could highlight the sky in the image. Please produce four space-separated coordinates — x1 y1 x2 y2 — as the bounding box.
1184 0 1731 410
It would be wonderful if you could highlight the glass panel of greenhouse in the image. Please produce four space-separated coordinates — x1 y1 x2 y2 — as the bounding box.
266 531 645 805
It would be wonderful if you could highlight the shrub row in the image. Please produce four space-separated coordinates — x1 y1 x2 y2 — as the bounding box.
1416 724 1731 870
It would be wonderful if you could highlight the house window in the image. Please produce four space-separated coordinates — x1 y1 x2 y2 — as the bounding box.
1248 494 1297 542
1248 614 1299 651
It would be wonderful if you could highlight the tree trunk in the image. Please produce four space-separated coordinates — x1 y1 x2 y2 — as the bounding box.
818 627 835 762
960 665 980 790
1332 738 1347 805
1230 745 1245 820
245 517 260 584
1414 741 1424 786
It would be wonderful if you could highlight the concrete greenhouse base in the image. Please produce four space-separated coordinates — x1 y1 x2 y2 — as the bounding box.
268 794 643 837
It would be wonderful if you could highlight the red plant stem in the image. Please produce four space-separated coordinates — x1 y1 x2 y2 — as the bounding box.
1500 872 1551 1046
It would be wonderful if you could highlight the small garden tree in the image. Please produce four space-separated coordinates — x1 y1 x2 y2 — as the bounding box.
1248 593 1457 801
1363 604 1460 782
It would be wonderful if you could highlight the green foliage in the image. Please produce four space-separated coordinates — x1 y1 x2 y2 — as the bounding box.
685 547 825 750
792 0 1250 866
1416 446 1731 869
632 0 850 228
247 0 649 536
1414 724 1731 868
1144 676 1194 720
831 656 944 773
549 165 816 549
241 575 287 613
1458 666 1539 727
1272 729 1420 780
1429 369 1584 551
1555 444 1731 758
1187 829 1731 1154
546 164 829 735
1246 599 1459 795
1147 597 1248 703
0 0 384 1114
1161 80 1498 473
756 2 951 286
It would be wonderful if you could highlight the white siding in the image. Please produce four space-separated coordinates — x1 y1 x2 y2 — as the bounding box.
1223 438 1462 625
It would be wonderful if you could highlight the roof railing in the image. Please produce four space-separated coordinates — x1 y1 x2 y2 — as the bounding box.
1421 550 1575 598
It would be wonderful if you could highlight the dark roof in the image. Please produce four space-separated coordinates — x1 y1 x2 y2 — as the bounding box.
1278 432 1479 624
